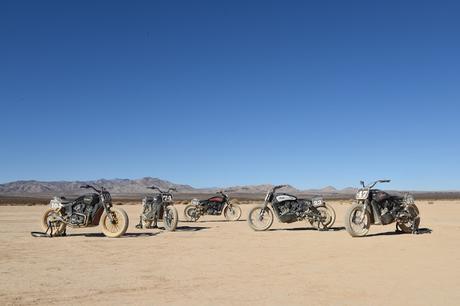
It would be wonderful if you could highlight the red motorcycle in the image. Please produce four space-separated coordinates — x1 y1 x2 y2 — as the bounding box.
184 191 242 222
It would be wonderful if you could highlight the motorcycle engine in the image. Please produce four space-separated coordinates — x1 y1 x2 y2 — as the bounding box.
142 197 160 219
69 203 90 225
206 205 221 215
70 214 85 225
278 200 306 216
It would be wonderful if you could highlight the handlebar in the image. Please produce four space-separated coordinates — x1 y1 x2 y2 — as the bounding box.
361 180 391 189
80 184 103 193
147 186 177 193
216 190 228 198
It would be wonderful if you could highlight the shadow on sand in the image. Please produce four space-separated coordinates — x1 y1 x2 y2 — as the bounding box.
31 231 160 238
174 225 210 232
269 226 346 232
69 232 160 238
180 219 247 223
364 227 433 237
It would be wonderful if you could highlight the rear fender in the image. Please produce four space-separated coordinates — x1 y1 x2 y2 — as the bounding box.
91 206 105 226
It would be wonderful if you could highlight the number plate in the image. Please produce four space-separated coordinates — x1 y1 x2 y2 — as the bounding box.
50 199 62 209
312 198 323 207
355 190 369 200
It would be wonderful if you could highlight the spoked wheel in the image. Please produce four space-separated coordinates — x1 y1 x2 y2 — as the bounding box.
163 206 178 231
184 204 199 222
397 204 420 233
324 203 336 228
344 203 371 237
309 206 333 230
223 204 242 221
101 208 129 238
41 209 66 236
248 206 274 231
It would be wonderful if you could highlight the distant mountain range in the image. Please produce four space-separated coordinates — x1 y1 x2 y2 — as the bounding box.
0 177 358 197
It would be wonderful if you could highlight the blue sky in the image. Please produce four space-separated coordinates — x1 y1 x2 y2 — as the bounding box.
1 0 459 190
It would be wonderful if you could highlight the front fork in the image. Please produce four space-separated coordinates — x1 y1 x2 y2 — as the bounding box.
359 201 368 223
258 201 269 219
102 201 115 223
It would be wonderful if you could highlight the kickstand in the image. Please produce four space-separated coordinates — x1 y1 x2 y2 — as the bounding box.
46 220 54 237
135 216 143 229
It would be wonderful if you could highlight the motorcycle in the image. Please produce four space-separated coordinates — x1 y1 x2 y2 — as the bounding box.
247 185 336 231
41 185 129 238
344 180 420 237
183 191 242 222
135 186 179 231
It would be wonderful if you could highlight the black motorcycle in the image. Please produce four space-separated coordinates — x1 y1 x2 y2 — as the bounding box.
41 185 129 238
344 180 420 237
135 186 179 231
247 185 336 231
183 191 242 222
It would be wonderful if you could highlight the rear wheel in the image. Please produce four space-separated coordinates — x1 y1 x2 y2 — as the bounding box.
101 208 129 238
397 204 420 233
324 203 336 227
41 209 66 236
184 204 199 222
163 206 178 231
248 206 273 231
223 204 242 221
344 203 371 237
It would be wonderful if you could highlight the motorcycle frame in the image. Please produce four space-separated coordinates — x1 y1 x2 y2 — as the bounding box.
196 192 231 216
53 185 114 228
356 180 414 226
260 185 324 223
143 187 176 221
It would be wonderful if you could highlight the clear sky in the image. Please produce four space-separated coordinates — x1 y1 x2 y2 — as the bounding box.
1 0 459 190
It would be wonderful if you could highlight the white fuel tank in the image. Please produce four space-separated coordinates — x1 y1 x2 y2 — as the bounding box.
275 195 297 202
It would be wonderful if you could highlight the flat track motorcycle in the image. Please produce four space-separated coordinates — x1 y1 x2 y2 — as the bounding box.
247 185 336 231
135 186 179 231
183 191 242 222
41 185 129 238
344 179 420 237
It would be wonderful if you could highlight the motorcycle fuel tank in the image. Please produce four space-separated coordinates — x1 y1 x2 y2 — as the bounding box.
208 196 224 203
275 194 297 202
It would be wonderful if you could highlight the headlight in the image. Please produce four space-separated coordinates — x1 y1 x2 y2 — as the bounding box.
191 199 199 205
142 198 147 205
102 191 112 203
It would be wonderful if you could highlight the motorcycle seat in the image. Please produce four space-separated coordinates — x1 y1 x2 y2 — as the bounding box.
59 197 75 205
389 195 404 201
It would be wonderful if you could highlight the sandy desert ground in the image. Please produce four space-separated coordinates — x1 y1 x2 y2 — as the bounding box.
1 200 459 306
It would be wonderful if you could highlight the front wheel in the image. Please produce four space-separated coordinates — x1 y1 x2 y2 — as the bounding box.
248 206 274 231
184 204 200 222
223 204 242 221
163 206 178 231
100 207 129 238
344 202 371 237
